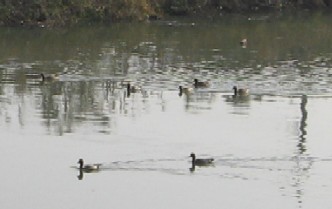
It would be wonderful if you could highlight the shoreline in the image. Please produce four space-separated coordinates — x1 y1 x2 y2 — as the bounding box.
0 1 331 28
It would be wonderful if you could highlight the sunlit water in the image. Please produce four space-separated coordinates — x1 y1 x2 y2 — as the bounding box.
1 12 332 209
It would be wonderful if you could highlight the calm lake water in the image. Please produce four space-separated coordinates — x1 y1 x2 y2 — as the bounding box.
1 11 332 209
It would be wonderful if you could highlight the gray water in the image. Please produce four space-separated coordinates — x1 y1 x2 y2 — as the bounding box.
1 12 332 209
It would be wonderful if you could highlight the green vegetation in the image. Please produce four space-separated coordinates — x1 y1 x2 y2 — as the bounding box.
0 0 331 27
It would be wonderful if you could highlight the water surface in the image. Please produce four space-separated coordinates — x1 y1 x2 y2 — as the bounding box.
1 12 332 209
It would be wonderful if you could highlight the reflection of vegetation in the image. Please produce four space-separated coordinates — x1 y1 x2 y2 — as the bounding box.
298 95 308 154
38 81 126 135
0 0 332 26
31 80 169 135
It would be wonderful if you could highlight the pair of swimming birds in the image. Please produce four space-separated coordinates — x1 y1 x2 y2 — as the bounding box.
77 153 214 171
179 79 249 97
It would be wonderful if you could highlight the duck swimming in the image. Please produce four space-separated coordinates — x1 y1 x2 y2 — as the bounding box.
194 79 209 88
189 153 214 166
77 159 101 172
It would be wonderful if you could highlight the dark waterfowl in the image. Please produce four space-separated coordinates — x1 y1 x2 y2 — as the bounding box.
77 159 101 172
190 153 214 166
233 86 249 97
40 73 59 82
194 79 209 88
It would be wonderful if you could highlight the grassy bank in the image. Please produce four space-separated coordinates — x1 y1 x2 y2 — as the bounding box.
0 0 331 27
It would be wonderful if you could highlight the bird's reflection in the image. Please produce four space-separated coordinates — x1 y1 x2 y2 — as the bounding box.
188 162 216 173
180 91 216 112
178 86 193 97
224 94 251 104
77 170 84 180
76 169 100 180
189 164 196 173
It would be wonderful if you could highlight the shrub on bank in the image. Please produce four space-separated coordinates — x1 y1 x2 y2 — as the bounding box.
0 0 331 27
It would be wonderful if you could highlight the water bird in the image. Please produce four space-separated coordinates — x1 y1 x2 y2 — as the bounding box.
189 153 214 166
179 86 193 96
194 79 209 88
240 38 247 48
40 73 59 82
233 86 249 97
77 159 101 172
